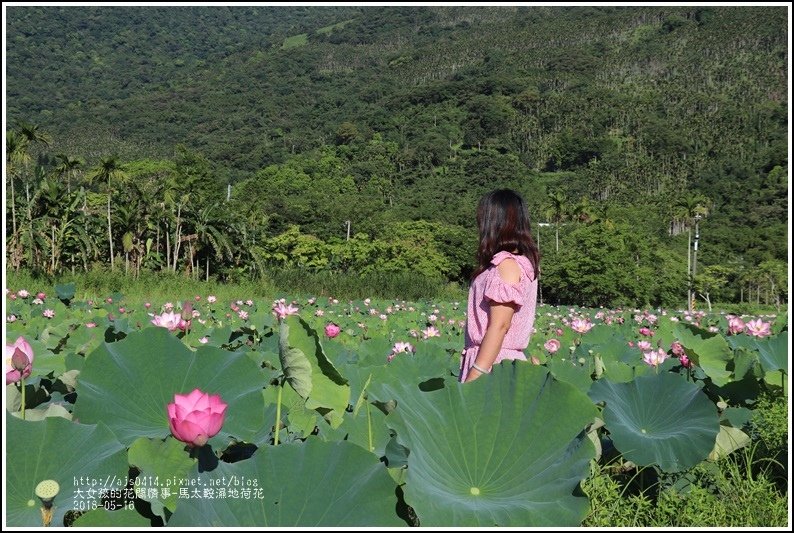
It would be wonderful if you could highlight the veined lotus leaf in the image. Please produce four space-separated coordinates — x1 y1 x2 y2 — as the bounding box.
383 363 598 526
589 372 719 472
167 439 403 526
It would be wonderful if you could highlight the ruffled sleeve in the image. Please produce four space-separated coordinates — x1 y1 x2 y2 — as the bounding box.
483 254 525 306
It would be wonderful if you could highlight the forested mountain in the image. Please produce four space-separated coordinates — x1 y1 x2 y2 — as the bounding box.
5 6 788 306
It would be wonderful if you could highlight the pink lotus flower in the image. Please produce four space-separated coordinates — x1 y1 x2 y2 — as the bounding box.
36 292 46 300
379 314 388 320
544 338 561 353
118 307 126 314
238 310 248 321
7 315 17 323
17 290 29 298
106 297 113 304
556 328 564 336
207 295 217 304
42 309 55 319
643 348 669 367
745 319 771 338
392 341 415 354
570 318 594 334
151 311 188 331
638 327 653 337
315 309 325 317
32 298 43 305
245 299 254 306
167 389 228 447
6 336 34 385
637 340 652 352
195 295 202 302
86 322 97 328
679 353 693 369
727 316 745 335
422 326 441 339
325 323 341 338
144 302 152 309
670 341 685 357
199 337 209 344
273 302 299 319
531 356 541 365
387 341 415 362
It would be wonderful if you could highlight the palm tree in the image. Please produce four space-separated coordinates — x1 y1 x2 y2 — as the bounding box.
674 193 710 311
6 130 30 241
91 156 127 270
192 205 234 282
570 197 593 224
16 120 52 146
546 190 567 252
54 153 83 194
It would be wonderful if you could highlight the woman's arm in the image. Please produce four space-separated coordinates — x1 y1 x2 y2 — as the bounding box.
465 259 521 383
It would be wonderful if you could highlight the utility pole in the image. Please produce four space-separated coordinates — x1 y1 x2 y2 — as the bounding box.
691 214 702 312
537 222 551 306
345 220 351 241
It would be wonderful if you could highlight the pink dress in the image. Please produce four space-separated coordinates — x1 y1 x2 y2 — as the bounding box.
460 251 538 382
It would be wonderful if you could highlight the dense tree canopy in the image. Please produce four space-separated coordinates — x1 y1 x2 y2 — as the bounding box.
5 5 788 307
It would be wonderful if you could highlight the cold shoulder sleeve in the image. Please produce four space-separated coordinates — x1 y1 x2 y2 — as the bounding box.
483 253 525 306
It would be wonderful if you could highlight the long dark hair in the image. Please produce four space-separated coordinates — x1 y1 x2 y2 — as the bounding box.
471 189 540 281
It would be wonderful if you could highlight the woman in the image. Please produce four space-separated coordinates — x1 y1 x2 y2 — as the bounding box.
460 189 540 382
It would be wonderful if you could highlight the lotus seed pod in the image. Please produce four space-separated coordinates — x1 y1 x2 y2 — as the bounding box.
35 479 59 509
11 348 29 371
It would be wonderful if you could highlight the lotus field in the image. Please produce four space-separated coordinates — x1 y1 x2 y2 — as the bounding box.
4 283 789 527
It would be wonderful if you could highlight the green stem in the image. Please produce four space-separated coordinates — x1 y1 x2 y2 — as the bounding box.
274 379 283 446
20 376 26 420
366 399 373 453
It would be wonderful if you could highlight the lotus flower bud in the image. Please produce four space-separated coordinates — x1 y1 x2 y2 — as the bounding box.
181 302 194 321
167 389 228 447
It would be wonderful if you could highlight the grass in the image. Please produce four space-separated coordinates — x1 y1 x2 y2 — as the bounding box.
316 18 354 35
583 389 789 527
6 267 467 305
583 453 788 526
281 33 308 50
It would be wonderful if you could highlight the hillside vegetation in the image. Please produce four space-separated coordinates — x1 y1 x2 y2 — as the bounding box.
5 6 788 307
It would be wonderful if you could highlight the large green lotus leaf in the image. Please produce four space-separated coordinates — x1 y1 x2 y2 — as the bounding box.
654 317 680 348
355 337 396 367
548 353 594 394
128 437 195 512
72 328 267 448
384 363 598 526
676 326 733 386
367 348 454 405
732 348 761 381
6 416 128 527
317 400 391 457
754 332 787 373
581 324 626 347
725 333 758 351
72 508 151 527
279 316 349 423
708 425 751 461
10 402 72 421
589 372 719 472
167 439 403 526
